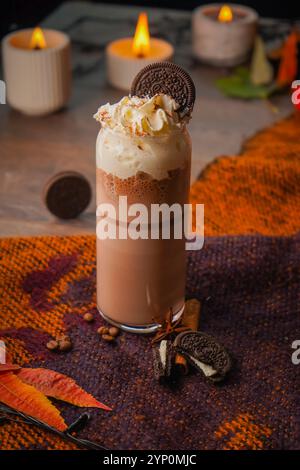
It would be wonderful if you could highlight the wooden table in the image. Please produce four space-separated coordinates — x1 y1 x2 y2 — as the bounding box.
0 1 292 237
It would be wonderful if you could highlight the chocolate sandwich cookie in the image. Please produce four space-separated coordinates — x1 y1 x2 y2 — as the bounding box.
153 340 173 382
43 171 92 219
174 331 231 383
131 62 196 118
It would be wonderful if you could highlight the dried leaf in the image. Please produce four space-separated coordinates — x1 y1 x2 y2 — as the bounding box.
17 368 111 411
216 67 277 99
0 364 21 372
276 32 298 86
0 372 66 431
250 36 274 85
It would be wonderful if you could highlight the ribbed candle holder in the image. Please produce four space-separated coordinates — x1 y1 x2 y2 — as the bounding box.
106 38 174 91
2 29 71 116
192 4 258 67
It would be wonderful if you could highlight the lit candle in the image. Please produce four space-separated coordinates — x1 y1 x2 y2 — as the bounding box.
29 26 47 50
106 12 174 90
2 27 71 116
192 4 258 66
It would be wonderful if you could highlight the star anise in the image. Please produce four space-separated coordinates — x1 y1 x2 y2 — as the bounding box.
151 308 190 344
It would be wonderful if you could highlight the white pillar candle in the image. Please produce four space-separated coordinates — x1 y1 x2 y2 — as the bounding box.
2 28 71 116
106 13 174 91
193 3 258 67
106 38 174 91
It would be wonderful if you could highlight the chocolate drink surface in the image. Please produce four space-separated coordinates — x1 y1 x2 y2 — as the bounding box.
94 94 192 332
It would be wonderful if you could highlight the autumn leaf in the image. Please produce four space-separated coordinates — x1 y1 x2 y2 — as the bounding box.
17 368 112 411
216 67 277 100
0 364 21 372
0 372 66 431
250 36 274 86
276 31 298 86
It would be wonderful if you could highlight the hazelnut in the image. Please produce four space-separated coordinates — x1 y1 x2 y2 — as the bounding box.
83 312 94 323
102 334 115 342
46 340 58 351
97 326 109 335
108 327 119 337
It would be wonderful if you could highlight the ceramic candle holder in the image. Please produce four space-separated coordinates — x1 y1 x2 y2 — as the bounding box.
192 3 258 67
2 29 71 116
106 38 174 91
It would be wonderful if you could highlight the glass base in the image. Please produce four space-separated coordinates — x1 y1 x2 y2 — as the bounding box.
97 304 185 335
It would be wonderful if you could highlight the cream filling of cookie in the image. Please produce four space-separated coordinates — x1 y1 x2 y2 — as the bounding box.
159 340 168 370
189 356 217 377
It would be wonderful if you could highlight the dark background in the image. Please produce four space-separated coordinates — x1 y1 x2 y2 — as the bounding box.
0 0 299 39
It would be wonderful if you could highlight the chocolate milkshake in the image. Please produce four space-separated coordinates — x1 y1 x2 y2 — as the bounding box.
94 69 194 332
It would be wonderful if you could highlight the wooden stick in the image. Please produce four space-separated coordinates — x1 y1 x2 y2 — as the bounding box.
175 299 201 374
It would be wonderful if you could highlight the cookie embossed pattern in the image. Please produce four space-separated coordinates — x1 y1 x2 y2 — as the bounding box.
131 62 196 117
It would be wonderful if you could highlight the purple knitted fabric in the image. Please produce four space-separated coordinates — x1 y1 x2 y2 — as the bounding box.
1 233 298 450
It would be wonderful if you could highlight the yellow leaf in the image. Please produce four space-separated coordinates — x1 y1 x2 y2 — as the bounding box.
250 36 274 86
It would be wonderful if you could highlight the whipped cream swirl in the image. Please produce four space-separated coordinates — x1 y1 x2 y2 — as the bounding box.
94 94 188 137
94 94 192 180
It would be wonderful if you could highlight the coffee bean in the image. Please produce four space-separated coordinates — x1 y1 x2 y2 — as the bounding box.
134 414 146 422
108 327 119 337
59 339 72 352
57 334 69 342
97 326 108 335
102 334 115 342
83 313 94 323
46 340 59 351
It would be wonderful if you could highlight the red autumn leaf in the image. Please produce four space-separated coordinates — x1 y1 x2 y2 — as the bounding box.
0 364 21 372
17 368 112 411
0 372 67 431
276 31 298 86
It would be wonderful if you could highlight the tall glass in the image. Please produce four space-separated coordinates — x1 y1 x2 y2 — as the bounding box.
95 98 191 333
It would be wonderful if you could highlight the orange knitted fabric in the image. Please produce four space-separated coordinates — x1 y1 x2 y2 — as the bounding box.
190 112 300 236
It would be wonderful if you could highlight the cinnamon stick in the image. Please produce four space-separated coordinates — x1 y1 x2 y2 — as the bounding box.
175 299 201 374
182 299 201 330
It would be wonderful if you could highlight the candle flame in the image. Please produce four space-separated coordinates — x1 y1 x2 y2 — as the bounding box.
30 27 47 49
132 12 150 57
218 5 233 23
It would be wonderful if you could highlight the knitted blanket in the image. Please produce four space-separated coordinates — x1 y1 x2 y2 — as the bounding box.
0 113 299 450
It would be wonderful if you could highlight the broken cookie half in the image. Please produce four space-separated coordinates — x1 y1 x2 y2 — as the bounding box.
174 331 231 383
